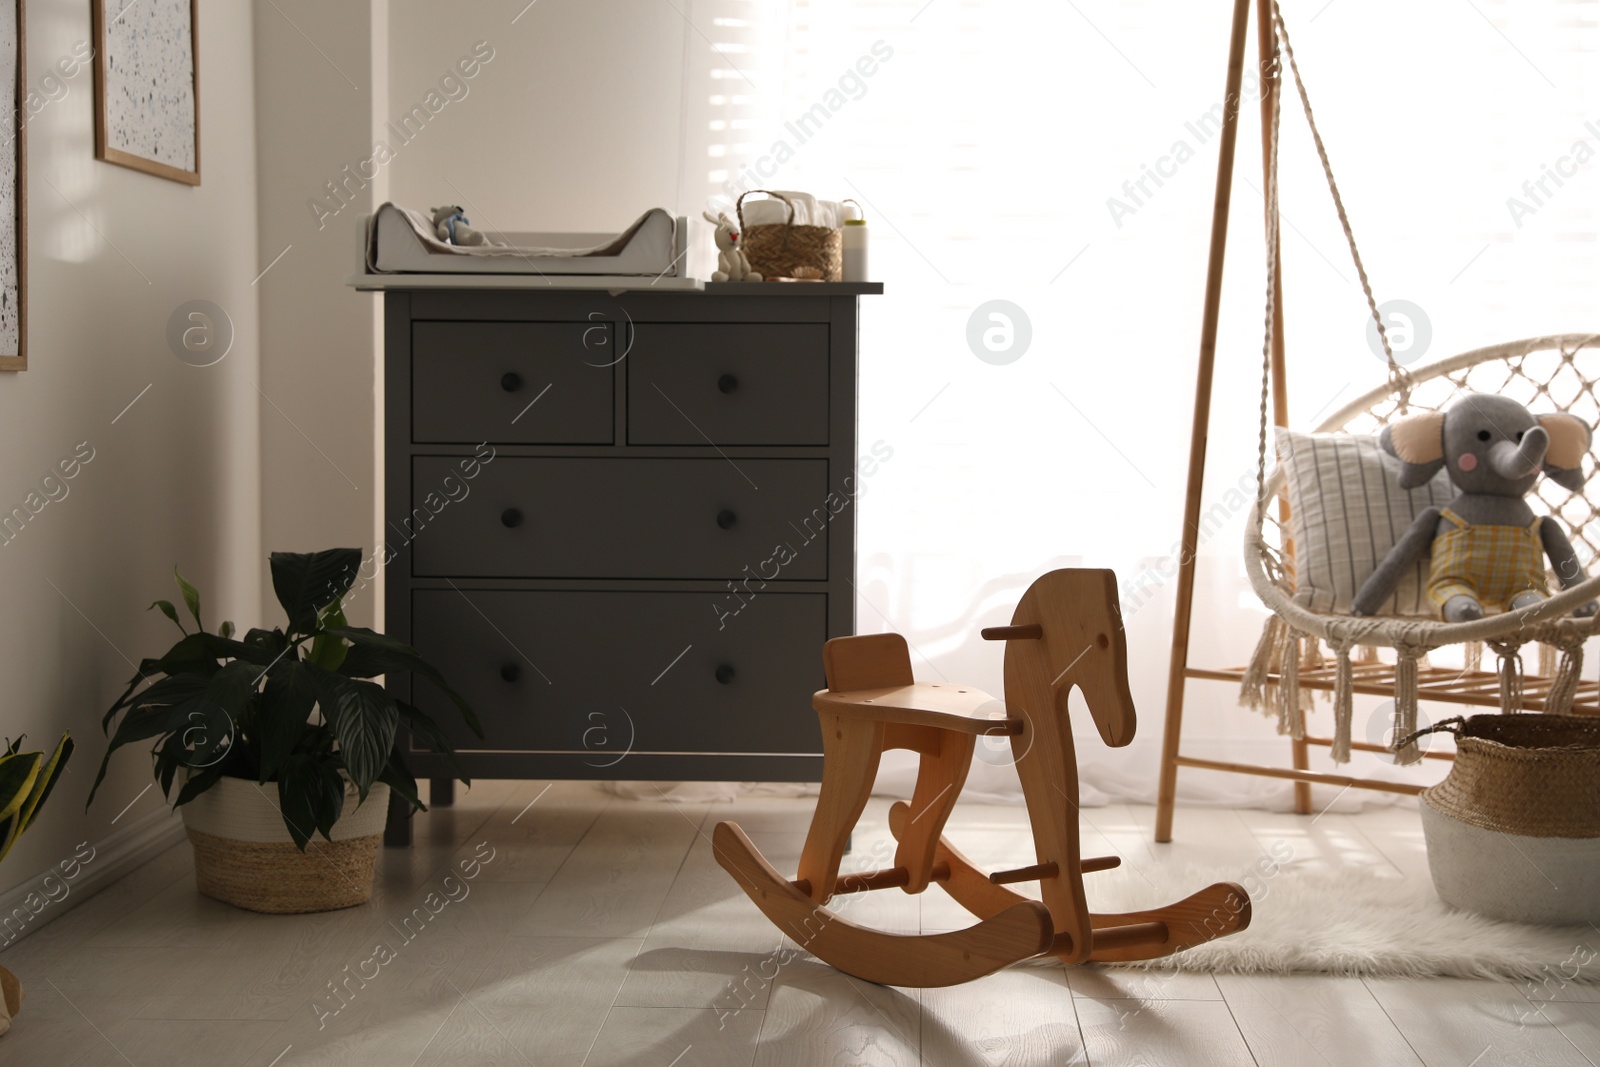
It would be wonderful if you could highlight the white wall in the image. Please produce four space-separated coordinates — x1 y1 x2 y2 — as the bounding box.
384 0 689 231
0 0 261 891
253 0 383 629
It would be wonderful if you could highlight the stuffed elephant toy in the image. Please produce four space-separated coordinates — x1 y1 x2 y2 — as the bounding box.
1352 393 1596 621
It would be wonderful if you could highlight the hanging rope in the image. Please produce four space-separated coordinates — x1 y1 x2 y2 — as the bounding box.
1255 32 1284 507
1266 0 1411 410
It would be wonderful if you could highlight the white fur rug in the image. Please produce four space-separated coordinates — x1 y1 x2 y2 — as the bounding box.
1077 863 1600 983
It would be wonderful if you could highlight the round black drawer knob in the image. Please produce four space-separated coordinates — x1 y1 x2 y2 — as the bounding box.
500 663 522 682
715 663 737 685
718 374 739 395
716 509 737 530
501 372 523 393
501 507 524 528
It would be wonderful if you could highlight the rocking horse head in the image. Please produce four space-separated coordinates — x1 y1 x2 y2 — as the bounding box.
997 569 1137 748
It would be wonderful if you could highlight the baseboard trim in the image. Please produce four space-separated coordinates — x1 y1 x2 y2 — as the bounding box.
0 807 186 950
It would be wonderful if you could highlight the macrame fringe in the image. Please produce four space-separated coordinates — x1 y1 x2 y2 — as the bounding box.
1240 614 1285 715
1279 632 1304 740
1462 640 1484 674
1488 640 1526 714
1330 639 1354 763
1391 646 1423 766
1546 640 1585 715
1538 642 1557 679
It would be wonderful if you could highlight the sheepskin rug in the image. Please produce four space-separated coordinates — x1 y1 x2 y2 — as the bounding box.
1079 863 1600 983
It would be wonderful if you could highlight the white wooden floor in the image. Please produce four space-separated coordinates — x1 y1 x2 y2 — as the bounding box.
2 781 1597 1066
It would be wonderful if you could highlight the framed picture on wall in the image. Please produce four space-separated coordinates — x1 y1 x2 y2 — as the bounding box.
0 0 25 369
92 0 199 185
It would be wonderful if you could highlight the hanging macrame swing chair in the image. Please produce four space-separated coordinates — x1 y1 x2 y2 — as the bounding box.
1240 3 1600 765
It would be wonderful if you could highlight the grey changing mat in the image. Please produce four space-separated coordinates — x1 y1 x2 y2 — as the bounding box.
366 202 683 276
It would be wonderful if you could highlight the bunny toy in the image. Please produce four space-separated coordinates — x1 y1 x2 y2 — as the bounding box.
702 210 762 282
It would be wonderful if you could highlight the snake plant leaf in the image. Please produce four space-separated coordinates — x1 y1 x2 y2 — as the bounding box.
269 549 363 638
0 752 42 827
149 599 186 635
15 733 72 838
326 627 484 740
174 568 204 633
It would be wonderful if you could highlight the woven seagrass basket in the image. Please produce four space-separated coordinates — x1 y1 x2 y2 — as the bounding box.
736 190 842 281
1410 714 1600 924
181 776 389 914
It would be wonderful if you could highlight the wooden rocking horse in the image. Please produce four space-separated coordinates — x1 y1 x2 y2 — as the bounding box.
714 568 1251 987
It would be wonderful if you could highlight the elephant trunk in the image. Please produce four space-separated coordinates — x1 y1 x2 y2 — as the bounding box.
1490 426 1548 480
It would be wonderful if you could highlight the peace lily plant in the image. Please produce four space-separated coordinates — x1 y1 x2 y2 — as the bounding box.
90 548 482 852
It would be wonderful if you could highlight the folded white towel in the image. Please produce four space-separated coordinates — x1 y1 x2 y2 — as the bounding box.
739 190 852 229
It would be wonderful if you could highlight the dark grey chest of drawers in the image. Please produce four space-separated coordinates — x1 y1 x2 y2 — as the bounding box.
379 283 880 843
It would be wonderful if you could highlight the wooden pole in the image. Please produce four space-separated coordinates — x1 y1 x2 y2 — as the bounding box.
1154 0 1254 843
1250 0 1312 815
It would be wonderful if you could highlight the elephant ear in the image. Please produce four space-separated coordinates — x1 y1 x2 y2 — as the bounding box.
1538 412 1592 492
1379 411 1447 489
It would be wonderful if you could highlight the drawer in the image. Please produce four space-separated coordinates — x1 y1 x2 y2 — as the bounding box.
410 456 831 579
410 589 827 754
412 321 614 444
627 324 829 445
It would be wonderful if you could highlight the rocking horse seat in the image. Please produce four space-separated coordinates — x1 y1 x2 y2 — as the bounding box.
813 682 1020 736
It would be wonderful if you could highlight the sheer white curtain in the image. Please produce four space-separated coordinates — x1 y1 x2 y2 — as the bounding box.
676 0 1600 806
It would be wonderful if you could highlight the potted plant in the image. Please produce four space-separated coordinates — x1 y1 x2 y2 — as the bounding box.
89 548 482 914
0 730 73 1035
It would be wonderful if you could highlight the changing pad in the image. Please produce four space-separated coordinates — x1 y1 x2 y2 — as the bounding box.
366 202 687 276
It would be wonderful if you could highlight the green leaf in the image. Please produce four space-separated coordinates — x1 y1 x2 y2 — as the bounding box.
103 659 169 730
277 754 346 850
377 746 425 813
396 701 467 784
14 733 72 838
309 670 397 798
88 664 257 808
155 631 277 672
327 627 484 740
218 620 235 640
0 752 42 826
174 568 204 633
243 628 288 654
270 549 363 637
308 602 349 672
173 765 224 807
257 660 318 782
149 600 186 635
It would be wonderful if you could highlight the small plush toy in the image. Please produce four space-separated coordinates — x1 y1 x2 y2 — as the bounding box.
1352 393 1596 621
430 205 495 247
702 210 762 282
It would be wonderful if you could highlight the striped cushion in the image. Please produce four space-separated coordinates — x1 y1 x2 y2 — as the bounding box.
1275 427 1456 616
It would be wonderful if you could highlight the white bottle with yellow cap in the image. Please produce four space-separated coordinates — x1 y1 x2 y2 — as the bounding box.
841 199 868 282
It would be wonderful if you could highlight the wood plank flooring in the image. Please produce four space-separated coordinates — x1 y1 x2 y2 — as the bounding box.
0 782 1593 1065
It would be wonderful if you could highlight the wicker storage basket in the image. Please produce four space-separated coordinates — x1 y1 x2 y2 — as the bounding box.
1412 715 1600 925
180 776 390 914
737 190 842 281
